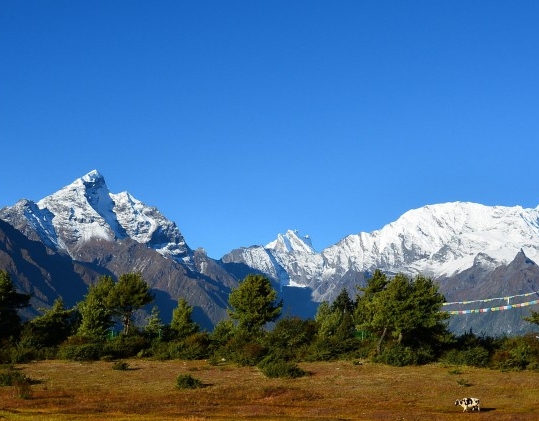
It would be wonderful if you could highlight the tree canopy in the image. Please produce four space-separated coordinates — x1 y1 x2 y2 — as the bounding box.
228 274 282 334
355 271 450 353
170 298 199 340
107 272 154 335
77 273 153 337
77 275 116 339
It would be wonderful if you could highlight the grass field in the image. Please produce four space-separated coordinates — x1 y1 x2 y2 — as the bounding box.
1 359 538 420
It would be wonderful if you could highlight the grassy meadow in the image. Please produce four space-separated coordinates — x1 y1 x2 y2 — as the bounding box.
1 359 538 421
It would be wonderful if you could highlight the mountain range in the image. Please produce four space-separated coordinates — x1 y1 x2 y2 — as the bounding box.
1 170 539 336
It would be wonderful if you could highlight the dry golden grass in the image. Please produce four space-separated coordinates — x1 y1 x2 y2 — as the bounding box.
0 359 538 420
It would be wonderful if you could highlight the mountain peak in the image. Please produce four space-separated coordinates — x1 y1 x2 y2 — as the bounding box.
0 171 193 266
266 229 315 254
81 169 104 184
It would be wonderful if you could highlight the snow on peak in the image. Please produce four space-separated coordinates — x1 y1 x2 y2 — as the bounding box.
12 171 194 265
227 200 539 301
266 229 315 254
81 169 104 184
328 201 539 278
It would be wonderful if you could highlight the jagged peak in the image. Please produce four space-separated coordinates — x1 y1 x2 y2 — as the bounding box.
81 169 104 183
76 170 108 192
266 229 315 254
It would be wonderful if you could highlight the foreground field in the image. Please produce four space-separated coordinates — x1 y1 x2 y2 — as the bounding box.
1 359 538 421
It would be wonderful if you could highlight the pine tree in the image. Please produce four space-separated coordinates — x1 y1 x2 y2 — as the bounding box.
23 298 75 347
144 305 164 339
107 272 154 335
355 271 450 354
0 270 30 341
170 298 199 340
77 275 116 339
228 274 282 334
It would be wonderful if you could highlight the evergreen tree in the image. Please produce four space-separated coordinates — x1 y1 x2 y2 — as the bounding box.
228 274 282 334
107 272 154 335
356 272 450 354
210 319 236 348
77 275 116 339
144 305 164 339
524 309 539 328
0 270 30 341
315 301 342 339
22 298 75 347
170 298 199 340
331 288 355 314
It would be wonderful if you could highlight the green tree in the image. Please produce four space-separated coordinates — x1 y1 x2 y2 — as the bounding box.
524 310 539 328
354 270 390 327
228 274 282 334
22 298 75 347
144 305 164 339
331 288 355 314
0 270 30 341
77 275 116 339
170 298 199 340
265 316 316 360
356 272 450 354
315 301 342 339
107 272 154 335
210 319 236 348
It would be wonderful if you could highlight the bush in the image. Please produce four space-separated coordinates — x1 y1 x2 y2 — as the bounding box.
442 346 490 368
57 343 103 361
218 330 267 366
491 334 539 371
176 373 203 389
102 334 150 359
375 345 416 366
258 357 307 378
112 360 130 370
0 366 27 386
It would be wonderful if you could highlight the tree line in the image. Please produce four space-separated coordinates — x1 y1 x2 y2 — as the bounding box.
1 269 539 373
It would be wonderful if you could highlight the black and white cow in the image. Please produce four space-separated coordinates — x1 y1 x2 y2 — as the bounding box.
455 397 480 412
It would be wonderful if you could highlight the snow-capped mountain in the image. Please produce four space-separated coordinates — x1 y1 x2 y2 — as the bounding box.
2 170 539 335
0 170 193 266
0 170 239 329
223 203 539 302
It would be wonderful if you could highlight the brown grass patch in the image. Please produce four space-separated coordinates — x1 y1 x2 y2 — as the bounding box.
0 359 537 420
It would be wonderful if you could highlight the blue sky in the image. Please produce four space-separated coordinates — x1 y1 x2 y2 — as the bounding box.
2 1 539 258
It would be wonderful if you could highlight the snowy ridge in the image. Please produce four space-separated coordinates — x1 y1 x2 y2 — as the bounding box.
3 170 539 307
225 202 539 301
1 170 192 265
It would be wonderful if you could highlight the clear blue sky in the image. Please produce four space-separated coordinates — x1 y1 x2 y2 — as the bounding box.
2 1 539 259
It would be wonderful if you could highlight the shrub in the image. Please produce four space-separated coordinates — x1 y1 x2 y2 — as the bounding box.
491 334 539 371
13 376 32 399
376 345 415 366
0 365 32 398
112 360 130 370
179 332 212 360
456 378 472 387
176 373 203 389
442 346 490 368
374 343 436 366
102 334 150 359
258 357 307 379
219 330 267 366
57 343 103 361
0 366 27 386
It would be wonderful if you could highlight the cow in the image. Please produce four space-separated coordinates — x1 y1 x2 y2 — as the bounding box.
455 397 480 412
